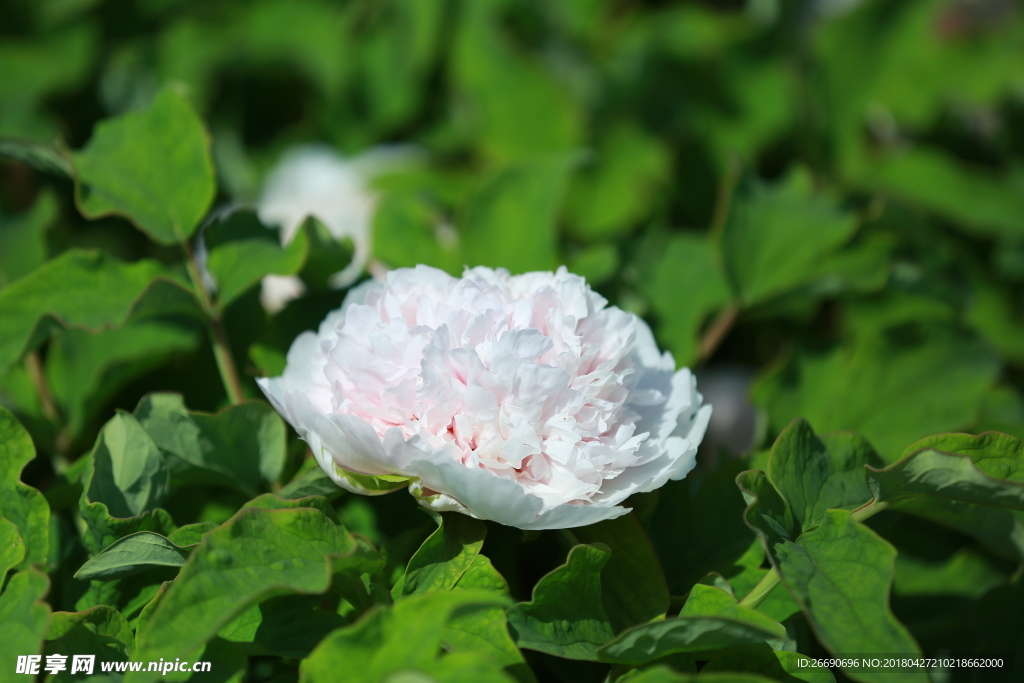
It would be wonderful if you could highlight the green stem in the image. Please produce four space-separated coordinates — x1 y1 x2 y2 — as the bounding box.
851 499 889 524
738 567 780 609
181 242 245 405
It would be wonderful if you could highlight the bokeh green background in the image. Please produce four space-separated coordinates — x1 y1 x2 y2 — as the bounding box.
2 0 1024 681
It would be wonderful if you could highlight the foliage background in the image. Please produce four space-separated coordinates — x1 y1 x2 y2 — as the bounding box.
1 0 1024 682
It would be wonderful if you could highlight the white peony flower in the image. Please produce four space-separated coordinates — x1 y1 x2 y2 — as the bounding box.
258 265 711 529
255 144 417 312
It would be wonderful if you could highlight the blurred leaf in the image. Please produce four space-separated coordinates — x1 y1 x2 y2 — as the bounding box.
719 167 858 307
73 88 215 244
0 138 72 176
575 514 670 632
300 589 511 683
0 250 169 375
507 544 614 661
205 210 310 310
461 156 575 273
74 532 192 581
752 328 1000 459
453 0 582 161
565 243 619 287
131 507 366 680
397 512 486 599
0 406 49 569
0 190 57 287
565 123 669 240
625 669 774 683
372 193 461 274
0 570 51 670
134 393 286 497
767 420 882 531
0 26 96 138
893 546 1008 599
640 233 731 365
46 321 201 441
857 149 1024 239
772 510 925 683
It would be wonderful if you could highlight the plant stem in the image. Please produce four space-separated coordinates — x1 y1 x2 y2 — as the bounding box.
697 303 739 363
738 567 780 609
181 241 245 405
851 499 889 524
24 350 59 424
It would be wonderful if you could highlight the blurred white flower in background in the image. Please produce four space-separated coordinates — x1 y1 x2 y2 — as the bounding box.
256 144 417 314
258 265 712 529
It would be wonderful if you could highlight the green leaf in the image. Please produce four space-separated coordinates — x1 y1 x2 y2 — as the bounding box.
74 532 193 581
0 517 26 580
0 406 49 569
767 420 882 531
575 514 670 632
0 250 169 375
278 465 345 501
625 668 775 683
640 233 732 365
772 510 925 683
506 543 614 661
134 393 286 497
751 328 1000 459
397 512 486 599
300 589 510 683
45 605 135 658
0 570 51 670
241 493 340 524
867 449 1024 511
678 584 786 639
893 546 1008 599
166 522 217 547
735 470 796 546
900 432 1024 482
205 210 310 309
564 123 670 241
84 412 169 519
72 87 215 244
0 190 57 287
130 507 366 680
217 594 346 659
460 156 575 274
443 555 528 675
372 192 461 274
0 138 73 177
718 167 857 306
46 320 202 441
596 614 786 666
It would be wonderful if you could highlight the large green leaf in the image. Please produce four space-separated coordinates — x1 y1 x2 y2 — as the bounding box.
900 432 1024 482
718 167 857 306
0 569 51 673
0 190 56 287
0 406 48 569
506 544 614 661
74 531 193 581
72 88 215 244
78 412 174 556
443 555 527 675
0 517 26 580
679 584 786 637
129 507 370 681
639 233 732 365
596 614 786 666
204 210 310 310
46 321 201 441
300 589 511 683
867 449 1024 511
767 420 882 531
0 250 169 375
45 606 135 660
575 514 670 632
772 510 925 683
134 393 286 497
396 512 486 598
460 157 575 274
752 328 1000 459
